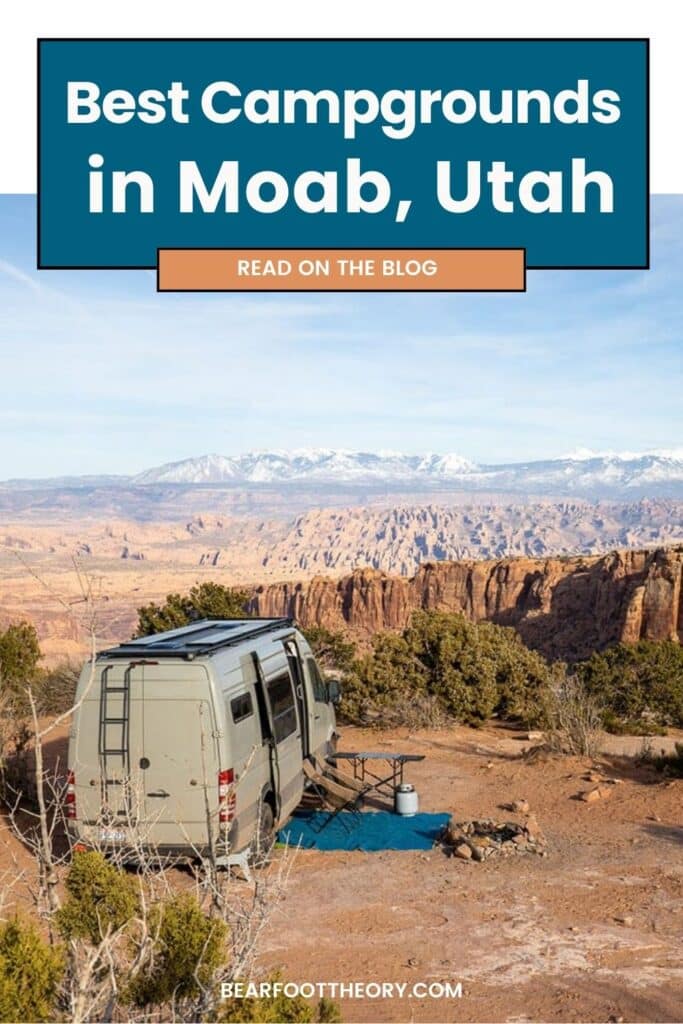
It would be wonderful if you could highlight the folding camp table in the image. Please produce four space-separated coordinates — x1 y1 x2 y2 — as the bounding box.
328 751 425 800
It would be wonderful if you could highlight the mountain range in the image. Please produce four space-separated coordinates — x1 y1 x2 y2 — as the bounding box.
3 448 683 501
133 448 683 496
132 450 478 485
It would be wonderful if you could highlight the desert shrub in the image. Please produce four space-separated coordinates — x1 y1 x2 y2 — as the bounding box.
0 622 42 697
343 626 683 736
0 917 63 1023
315 996 343 1022
56 850 139 944
128 892 227 1007
542 673 603 757
0 720 36 808
577 641 683 730
0 629 76 718
302 626 355 674
340 611 553 728
34 660 79 716
637 740 683 778
217 972 342 1023
136 581 251 636
339 629 428 724
601 712 666 737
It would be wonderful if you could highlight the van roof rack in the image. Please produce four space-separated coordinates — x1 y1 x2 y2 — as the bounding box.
97 617 295 660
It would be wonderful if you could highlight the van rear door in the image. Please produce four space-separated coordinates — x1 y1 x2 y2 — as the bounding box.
73 660 220 850
136 662 220 848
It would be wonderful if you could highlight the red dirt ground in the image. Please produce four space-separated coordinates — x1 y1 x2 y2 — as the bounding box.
2 722 682 1023
259 725 683 1023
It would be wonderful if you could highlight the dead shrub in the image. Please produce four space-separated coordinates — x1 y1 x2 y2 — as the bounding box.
543 673 603 757
358 692 449 731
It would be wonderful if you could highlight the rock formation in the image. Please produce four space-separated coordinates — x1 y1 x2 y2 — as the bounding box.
250 545 683 661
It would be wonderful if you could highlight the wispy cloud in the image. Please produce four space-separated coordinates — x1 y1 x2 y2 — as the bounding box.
0 196 681 477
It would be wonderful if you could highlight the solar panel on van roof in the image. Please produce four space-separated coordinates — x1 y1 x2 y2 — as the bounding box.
184 622 267 644
97 618 293 660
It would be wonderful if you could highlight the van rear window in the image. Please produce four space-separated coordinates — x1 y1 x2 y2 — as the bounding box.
230 692 254 724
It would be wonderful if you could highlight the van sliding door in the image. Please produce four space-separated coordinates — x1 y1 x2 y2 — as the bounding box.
258 653 304 821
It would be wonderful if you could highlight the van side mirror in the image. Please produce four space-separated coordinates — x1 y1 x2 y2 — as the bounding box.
327 679 341 705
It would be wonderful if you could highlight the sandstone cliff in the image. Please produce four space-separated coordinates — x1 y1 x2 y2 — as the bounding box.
250 546 683 661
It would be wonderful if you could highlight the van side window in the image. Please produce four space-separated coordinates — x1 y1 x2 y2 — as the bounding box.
307 657 328 703
266 673 298 742
230 692 253 724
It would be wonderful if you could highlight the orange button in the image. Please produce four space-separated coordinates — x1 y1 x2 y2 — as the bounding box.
157 248 525 292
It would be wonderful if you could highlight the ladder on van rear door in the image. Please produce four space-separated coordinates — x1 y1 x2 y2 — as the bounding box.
98 665 132 817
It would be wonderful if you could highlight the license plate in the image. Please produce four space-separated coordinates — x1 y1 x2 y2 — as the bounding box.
99 828 127 843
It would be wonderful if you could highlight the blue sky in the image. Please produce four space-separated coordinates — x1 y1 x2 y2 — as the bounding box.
0 195 681 478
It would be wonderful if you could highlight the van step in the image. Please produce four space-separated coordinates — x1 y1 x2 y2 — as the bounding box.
103 686 128 693
103 717 127 724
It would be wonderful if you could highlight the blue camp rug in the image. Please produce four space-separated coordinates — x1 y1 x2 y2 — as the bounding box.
278 811 450 852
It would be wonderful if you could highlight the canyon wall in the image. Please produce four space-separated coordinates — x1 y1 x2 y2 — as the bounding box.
250 546 683 661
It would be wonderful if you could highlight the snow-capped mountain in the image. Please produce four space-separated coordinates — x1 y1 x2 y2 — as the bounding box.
132 449 478 486
128 448 683 498
467 450 683 497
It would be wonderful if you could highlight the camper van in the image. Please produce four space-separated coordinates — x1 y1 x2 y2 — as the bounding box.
66 618 339 860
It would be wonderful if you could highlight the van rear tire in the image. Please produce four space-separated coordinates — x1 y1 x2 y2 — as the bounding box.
252 801 275 867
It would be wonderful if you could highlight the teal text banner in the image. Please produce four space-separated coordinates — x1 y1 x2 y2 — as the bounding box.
38 39 648 269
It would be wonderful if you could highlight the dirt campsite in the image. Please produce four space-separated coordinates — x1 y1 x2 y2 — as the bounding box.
3 717 681 1023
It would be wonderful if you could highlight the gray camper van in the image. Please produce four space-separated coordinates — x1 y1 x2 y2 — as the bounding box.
66 618 338 859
